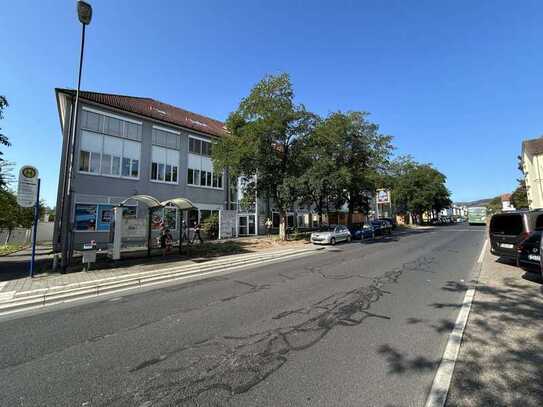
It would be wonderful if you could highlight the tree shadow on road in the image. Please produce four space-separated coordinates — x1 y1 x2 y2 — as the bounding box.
377 263 543 407
435 269 543 406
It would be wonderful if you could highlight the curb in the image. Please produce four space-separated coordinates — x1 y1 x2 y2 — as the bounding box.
0 247 322 316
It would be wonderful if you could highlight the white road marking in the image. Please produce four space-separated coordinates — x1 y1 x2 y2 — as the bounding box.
424 238 488 407
477 239 488 264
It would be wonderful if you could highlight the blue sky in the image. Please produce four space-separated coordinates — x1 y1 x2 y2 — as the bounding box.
2 0 543 206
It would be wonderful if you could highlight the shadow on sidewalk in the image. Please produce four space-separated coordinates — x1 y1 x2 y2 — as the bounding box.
374 256 543 407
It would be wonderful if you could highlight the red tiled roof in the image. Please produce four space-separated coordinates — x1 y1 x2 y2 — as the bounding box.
501 193 512 201
56 88 227 138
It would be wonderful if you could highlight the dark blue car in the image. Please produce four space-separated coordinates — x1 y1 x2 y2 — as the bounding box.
348 223 375 240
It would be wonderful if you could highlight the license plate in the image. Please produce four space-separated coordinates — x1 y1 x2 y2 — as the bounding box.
500 243 514 249
528 254 541 261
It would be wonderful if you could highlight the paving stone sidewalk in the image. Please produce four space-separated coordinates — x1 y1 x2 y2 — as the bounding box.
446 251 543 406
0 240 312 300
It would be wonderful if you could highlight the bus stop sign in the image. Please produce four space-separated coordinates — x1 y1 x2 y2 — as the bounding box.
17 165 39 208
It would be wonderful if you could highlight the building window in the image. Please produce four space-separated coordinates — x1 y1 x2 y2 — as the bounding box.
151 146 179 183
188 209 199 227
152 127 180 149
187 138 223 189
189 137 212 157
79 130 140 179
81 108 142 141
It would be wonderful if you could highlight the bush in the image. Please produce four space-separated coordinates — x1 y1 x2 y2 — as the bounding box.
202 213 219 240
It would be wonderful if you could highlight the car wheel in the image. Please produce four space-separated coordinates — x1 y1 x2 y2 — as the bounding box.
330 237 336 246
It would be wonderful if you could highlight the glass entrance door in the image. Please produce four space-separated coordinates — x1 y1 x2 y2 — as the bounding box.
239 216 248 235
239 215 256 236
248 215 255 235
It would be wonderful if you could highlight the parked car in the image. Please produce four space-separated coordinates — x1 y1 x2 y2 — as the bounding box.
371 220 392 236
348 223 375 240
489 210 543 260
310 225 351 245
378 217 397 229
516 230 542 272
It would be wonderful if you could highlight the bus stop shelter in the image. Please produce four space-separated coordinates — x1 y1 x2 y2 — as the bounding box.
112 195 196 259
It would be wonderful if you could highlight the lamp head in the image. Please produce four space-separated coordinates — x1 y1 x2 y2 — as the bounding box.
77 1 92 25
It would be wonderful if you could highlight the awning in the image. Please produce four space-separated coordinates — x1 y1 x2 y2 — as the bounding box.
161 198 196 210
120 195 162 208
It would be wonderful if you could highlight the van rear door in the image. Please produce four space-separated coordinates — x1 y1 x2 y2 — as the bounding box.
489 213 525 258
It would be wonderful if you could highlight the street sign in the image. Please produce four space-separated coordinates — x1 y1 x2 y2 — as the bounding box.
17 165 39 207
376 189 390 204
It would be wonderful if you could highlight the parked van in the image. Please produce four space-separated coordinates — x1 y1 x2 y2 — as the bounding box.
489 210 543 259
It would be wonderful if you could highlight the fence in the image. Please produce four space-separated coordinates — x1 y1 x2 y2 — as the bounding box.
0 222 55 245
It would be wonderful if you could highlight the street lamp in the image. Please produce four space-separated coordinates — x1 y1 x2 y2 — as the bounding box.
77 1 93 25
60 1 93 271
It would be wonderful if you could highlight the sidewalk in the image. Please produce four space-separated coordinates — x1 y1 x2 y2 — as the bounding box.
446 251 543 406
0 241 321 314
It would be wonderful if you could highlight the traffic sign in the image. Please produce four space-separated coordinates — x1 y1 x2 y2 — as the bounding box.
17 165 39 207
376 189 390 204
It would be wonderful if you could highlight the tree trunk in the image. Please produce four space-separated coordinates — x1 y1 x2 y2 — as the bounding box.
347 200 354 227
5 228 11 245
279 211 288 241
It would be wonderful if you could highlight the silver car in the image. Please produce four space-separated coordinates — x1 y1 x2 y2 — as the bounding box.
310 225 352 245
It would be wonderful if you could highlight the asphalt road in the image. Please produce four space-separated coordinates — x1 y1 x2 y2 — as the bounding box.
0 224 486 407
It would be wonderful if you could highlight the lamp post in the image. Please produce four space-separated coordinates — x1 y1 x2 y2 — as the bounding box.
60 1 92 271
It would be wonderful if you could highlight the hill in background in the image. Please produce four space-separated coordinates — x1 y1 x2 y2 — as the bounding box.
455 198 493 207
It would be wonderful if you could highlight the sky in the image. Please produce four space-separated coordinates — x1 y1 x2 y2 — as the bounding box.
2 0 543 206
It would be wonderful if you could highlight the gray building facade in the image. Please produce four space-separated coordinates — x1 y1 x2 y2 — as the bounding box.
53 89 231 251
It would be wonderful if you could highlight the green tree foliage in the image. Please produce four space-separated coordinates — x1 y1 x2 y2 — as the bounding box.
297 114 347 225
212 74 316 239
511 181 529 209
298 111 392 225
202 213 219 240
510 155 529 209
392 163 451 223
0 96 12 188
486 196 502 214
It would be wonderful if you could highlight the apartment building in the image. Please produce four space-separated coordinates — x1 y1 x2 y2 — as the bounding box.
521 137 543 209
53 89 230 250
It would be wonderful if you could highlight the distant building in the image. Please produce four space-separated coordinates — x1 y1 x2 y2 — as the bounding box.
501 193 515 211
521 137 543 209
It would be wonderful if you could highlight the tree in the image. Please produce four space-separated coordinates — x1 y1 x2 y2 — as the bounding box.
0 96 12 189
212 74 317 240
486 196 502 215
336 112 393 225
303 111 392 226
510 155 529 209
392 163 451 223
0 189 43 244
511 181 529 209
297 114 348 226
